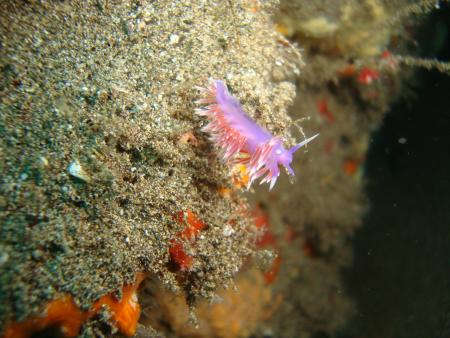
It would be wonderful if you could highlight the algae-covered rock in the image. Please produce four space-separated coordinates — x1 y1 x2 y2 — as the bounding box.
0 0 302 335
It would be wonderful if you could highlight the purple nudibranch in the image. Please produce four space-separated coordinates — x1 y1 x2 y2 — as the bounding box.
195 79 319 190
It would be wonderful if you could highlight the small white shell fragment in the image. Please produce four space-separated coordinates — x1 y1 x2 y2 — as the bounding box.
223 223 235 237
169 34 180 45
67 159 91 182
38 156 48 167
0 252 9 266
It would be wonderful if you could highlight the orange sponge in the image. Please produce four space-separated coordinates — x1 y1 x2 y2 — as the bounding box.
3 295 89 338
2 272 145 338
93 272 145 336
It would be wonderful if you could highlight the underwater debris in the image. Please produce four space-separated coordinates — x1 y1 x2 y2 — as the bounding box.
396 55 450 75
196 79 318 190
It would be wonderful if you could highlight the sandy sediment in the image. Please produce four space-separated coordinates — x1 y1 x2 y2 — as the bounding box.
0 0 301 335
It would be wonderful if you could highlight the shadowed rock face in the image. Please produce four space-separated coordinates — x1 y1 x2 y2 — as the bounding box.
251 1 449 337
345 43 450 338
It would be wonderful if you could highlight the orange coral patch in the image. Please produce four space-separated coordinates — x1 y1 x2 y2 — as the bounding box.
316 98 334 123
169 241 194 270
257 230 276 248
338 64 356 78
2 273 145 338
251 205 282 284
217 186 232 198
343 159 360 176
357 67 380 85
252 205 276 248
169 210 206 271
93 272 145 336
381 50 392 59
3 296 88 338
264 255 282 285
179 210 206 239
231 164 250 189
284 227 296 244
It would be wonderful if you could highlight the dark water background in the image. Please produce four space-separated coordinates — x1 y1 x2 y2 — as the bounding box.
344 5 450 338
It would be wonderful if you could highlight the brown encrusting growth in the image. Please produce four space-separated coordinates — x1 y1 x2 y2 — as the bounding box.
140 269 276 338
249 0 441 337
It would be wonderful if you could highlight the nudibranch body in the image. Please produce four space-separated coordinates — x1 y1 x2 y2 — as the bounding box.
196 79 318 190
